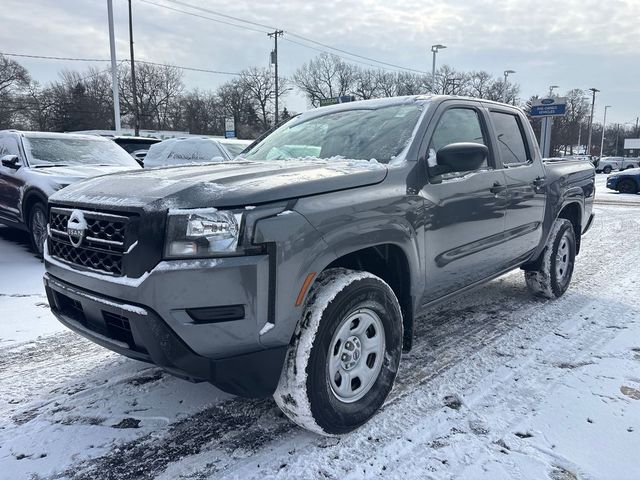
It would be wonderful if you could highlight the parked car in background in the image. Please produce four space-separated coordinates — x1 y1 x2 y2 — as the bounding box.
44 95 595 434
218 138 253 158
606 168 640 194
143 137 232 168
111 136 161 166
0 130 141 255
596 156 640 174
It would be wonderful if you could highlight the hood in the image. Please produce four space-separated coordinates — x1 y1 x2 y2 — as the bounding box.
31 164 140 183
49 159 388 210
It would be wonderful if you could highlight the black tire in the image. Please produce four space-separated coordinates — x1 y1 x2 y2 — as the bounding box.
28 202 47 257
274 268 403 435
525 218 576 299
603 166 612 174
618 179 638 194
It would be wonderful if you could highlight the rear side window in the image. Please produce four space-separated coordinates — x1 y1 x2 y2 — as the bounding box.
490 111 529 165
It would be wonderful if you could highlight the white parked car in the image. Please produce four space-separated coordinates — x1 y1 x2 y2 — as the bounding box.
143 137 232 168
596 156 640 174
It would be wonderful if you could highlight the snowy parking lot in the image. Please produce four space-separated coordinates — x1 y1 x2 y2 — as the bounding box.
1 182 639 479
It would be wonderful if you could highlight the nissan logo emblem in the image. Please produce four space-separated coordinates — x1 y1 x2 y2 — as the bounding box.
67 210 87 247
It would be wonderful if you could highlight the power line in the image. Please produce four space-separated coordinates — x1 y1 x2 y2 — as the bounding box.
137 0 270 35
0 52 240 76
141 0 427 74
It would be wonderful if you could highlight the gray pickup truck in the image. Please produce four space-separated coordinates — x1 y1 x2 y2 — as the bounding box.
43 95 595 435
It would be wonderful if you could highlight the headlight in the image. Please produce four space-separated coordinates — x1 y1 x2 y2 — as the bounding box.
165 209 242 258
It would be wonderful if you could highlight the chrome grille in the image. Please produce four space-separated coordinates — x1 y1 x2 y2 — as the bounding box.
48 207 132 276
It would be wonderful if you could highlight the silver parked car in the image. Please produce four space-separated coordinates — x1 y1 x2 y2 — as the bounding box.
596 156 640 174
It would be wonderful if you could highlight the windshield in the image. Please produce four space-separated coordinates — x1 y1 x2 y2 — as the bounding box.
24 136 140 167
220 141 250 157
144 138 228 168
242 103 424 164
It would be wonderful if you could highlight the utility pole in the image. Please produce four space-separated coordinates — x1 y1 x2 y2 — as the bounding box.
586 88 599 158
268 29 284 125
128 0 140 136
599 105 611 159
107 0 121 134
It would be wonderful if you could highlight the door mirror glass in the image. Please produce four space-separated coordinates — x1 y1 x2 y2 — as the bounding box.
1 154 20 169
430 142 488 175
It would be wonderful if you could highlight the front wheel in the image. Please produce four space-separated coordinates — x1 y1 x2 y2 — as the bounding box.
618 179 638 194
602 166 612 174
28 202 48 257
525 218 576 299
274 268 403 435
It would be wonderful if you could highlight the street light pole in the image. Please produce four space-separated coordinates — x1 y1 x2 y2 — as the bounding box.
431 44 446 92
502 70 515 103
128 0 139 136
107 0 121 134
548 85 559 97
586 87 600 158
599 105 611 159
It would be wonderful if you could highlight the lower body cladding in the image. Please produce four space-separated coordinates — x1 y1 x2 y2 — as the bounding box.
43 254 288 398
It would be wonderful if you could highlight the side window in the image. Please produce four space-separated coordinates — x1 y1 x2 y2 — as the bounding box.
428 108 488 171
490 111 529 165
0 136 20 158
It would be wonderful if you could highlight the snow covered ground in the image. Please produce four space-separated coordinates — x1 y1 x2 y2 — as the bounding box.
1 188 639 479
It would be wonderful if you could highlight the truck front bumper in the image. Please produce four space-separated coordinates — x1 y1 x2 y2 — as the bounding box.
43 253 288 398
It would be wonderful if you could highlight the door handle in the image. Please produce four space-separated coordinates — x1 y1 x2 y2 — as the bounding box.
533 176 546 188
489 182 506 194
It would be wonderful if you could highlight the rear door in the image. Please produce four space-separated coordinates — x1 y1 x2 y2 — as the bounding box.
419 101 509 302
0 134 26 223
487 107 546 263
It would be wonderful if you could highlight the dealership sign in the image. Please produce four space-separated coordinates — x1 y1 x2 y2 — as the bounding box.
530 97 567 117
224 118 235 138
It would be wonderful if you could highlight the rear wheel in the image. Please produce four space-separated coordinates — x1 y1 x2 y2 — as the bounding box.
525 218 576 299
274 268 403 435
618 179 638 194
28 202 47 257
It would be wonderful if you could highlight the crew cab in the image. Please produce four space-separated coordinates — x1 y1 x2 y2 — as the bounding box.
0 131 141 255
43 96 595 435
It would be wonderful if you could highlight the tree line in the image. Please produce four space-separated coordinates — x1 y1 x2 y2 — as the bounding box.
1 52 637 156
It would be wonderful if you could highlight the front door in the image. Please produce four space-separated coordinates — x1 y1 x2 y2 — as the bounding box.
419 103 509 302
0 135 25 223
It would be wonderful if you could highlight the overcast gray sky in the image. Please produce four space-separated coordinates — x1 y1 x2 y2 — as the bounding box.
1 0 638 126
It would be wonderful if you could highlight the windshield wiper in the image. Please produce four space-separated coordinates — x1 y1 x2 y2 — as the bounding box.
32 164 71 168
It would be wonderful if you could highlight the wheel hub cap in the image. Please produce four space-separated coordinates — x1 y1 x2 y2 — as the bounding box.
327 308 386 403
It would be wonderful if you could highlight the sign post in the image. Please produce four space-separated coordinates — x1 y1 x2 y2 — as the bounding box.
224 118 235 139
530 97 567 158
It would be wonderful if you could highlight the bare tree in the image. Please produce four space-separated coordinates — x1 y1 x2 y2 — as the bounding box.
0 54 30 96
294 53 356 107
119 62 184 130
240 67 288 130
352 67 379 100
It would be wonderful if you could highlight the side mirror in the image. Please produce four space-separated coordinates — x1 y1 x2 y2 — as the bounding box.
1 154 20 169
429 142 488 176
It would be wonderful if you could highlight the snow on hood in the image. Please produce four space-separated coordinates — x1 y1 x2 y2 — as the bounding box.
30 164 139 179
49 158 388 211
